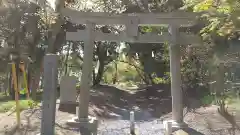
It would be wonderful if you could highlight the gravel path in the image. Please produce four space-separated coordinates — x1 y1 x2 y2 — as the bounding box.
1 105 240 135
98 119 164 135
0 107 166 135
1 90 240 135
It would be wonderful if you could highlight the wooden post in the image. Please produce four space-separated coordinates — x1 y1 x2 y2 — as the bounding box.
78 22 96 120
20 62 29 99
11 63 20 127
23 69 29 99
40 54 58 135
169 25 185 127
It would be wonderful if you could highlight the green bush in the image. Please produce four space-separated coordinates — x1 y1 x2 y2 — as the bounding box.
201 95 215 105
103 61 142 85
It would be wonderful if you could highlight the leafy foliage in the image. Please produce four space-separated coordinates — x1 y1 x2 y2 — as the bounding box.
184 0 240 38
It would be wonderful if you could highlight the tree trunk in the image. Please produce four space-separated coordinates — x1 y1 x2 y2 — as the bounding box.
92 69 96 84
215 63 225 97
15 59 20 98
8 67 15 100
139 53 154 85
31 63 43 100
112 62 118 84
93 60 105 86
27 65 31 93
4 65 11 96
63 43 71 76
23 3 41 100
4 76 8 95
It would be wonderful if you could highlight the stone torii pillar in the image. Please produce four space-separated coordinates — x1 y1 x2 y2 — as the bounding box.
168 25 186 128
78 21 96 120
40 54 59 135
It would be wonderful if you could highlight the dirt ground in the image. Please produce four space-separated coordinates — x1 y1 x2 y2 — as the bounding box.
0 85 240 135
162 105 240 135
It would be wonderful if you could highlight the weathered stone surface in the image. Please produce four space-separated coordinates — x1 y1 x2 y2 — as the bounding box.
66 116 98 135
59 76 77 113
60 76 77 104
40 54 58 135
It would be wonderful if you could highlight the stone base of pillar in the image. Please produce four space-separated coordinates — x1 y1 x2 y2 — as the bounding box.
172 121 188 129
66 116 98 135
163 120 188 131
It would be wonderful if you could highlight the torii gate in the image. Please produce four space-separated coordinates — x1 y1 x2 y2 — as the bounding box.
61 7 201 128
0 0 201 134
31 0 201 133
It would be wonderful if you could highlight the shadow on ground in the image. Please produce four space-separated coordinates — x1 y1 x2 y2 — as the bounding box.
86 84 202 121
173 128 204 135
0 94 11 102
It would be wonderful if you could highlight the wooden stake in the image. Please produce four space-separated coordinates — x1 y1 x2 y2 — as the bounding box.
20 62 29 99
11 63 20 127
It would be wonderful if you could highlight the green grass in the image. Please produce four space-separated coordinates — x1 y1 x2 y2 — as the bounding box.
226 98 240 110
0 90 43 113
0 92 10 101
0 99 40 113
